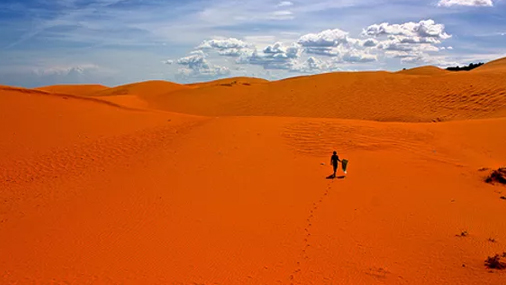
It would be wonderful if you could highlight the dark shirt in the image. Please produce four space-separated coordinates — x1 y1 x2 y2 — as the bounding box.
331 154 339 166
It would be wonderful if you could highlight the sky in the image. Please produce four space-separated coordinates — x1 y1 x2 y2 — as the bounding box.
0 0 505 87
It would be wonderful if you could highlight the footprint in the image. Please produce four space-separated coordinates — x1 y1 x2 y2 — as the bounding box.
291 184 333 283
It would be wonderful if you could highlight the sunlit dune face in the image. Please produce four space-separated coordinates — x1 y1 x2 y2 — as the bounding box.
1 58 506 284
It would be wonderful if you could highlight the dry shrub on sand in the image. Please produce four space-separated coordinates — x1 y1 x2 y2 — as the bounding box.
485 253 506 270
485 168 506 184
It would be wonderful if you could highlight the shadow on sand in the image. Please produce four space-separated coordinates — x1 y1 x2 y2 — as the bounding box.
326 174 346 180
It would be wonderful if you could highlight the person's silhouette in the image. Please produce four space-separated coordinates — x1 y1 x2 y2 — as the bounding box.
330 151 341 177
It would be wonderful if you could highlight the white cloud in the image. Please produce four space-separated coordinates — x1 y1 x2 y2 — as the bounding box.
9 63 107 87
290 57 336 73
302 47 340 56
387 50 460 67
177 50 207 66
176 50 230 79
198 38 249 50
33 64 99 76
169 19 452 78
297 29 351 56
298 29 349 47
278 1 294 7
295 29 380 62
400 55 427 64
177 65 230 78
364 19 451 62
197 38 252 58
341 51 377 63
377 39 441 52
218 48 244 56
363 20 451 40
197 39 303 71
439 46 453 51
162 60 174 65
238 42 301 70
437 0 493 7
270 10 295 20
362 38 379 47
263 42 300 58
386 51 425 63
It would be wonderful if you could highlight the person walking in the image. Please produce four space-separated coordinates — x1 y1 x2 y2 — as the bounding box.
330 151 341 178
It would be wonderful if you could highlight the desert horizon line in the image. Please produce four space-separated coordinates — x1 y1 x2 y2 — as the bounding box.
10 56 501 90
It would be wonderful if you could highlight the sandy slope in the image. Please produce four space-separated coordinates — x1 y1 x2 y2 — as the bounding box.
474 57 506 72
69 59 505 122
36 84 110 96
31 58 506 122
187 77 270 88
396 65 449 76
1 58 506 284
92 80 189 97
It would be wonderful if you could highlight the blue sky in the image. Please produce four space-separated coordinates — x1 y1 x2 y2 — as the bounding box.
1 0 505 87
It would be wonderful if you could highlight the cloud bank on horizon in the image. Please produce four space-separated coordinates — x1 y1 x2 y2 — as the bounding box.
0 0 505 87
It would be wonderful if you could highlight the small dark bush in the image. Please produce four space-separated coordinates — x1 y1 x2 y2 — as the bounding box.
485 254 506 270
485 168 506 184
446 62 484 72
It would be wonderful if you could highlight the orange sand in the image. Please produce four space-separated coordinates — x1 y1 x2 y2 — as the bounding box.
116 67 506 122
1 58 506 284
36 84 110 96
396 65 449 76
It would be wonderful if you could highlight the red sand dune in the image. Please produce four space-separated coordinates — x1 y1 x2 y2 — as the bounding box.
187 76 270 88
78 59 505 122
1 57 506 284
91 80 189 97
36 84 110 96
80 80 191 109
396 65 449 76
474 56 506 72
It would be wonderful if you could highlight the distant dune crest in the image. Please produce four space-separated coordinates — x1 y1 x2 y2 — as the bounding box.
397 65 449 76
474 57 506 71
36 84 109 96
13 56 506 122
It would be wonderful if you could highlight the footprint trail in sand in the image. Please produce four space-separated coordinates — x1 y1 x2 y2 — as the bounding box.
290 181 336 284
